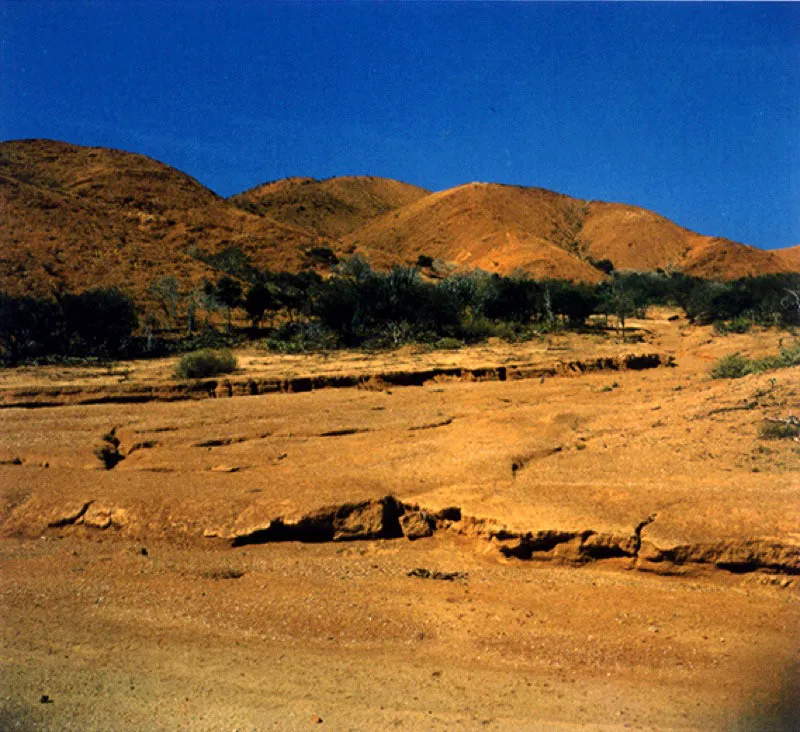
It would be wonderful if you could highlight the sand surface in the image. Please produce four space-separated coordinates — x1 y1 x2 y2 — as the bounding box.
1 313 798 730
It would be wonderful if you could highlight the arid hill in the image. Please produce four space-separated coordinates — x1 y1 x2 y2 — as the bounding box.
229 175 430 240
346 182 794 281
1 140 796 308
345 183 607 282
0 139 329 303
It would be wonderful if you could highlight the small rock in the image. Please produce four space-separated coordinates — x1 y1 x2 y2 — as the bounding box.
210 464 242 473
400 511 434 540
333 498 398 541
407 568 467 582
39 694 52 704
311 714 323 724
83 505 112 530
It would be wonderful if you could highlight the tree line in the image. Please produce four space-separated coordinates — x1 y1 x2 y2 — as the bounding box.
1 257 798 363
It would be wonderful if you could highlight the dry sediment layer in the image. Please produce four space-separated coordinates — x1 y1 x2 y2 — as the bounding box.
0 352 668 409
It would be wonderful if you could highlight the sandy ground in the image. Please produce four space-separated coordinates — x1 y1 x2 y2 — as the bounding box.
1 313 798 730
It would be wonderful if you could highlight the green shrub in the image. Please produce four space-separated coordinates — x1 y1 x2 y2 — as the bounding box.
714 316 753 335
175 349 237 378
261 322 335 353
759 419 800 440
433 337 463 350
710 353 756 379
763 341 800 370
307 247 339 265
710 342 800 379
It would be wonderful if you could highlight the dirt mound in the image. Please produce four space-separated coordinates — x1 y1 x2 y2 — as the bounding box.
230 175 430 239
0 139 328 302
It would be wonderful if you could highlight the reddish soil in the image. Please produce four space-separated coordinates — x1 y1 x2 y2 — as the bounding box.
1 314 798 730
344 183 793 281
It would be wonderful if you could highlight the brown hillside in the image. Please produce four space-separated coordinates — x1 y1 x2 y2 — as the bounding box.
680 237 796 279
229 175 430 239
0 140 328 304
343 181 794 281
578 202 796 279
579 202 705 270
770 244 800 270
343 182 606 282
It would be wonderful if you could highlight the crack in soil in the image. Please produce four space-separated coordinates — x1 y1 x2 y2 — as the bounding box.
511 447 563 476
318 428 371 438
408 417 455 431
193 433 272 448
94 428 124 469
632 513 658 557
126 440 158 456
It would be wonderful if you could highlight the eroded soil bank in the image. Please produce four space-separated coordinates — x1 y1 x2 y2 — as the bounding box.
1 316 798 730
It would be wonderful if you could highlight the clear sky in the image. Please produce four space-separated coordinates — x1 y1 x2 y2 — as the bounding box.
1 1 798 249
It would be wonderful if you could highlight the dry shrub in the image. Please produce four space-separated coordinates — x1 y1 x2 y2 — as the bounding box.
175 349 237 379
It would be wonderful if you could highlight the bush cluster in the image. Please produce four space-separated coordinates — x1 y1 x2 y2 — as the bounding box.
710 341 800 379
759 420 800 440
175 349 238 378
0 288 138 364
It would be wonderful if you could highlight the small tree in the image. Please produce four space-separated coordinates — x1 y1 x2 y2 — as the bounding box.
548 281 598 328
244 282 276 329
147 275 181 327
783 288 800 325
60 288 138 356
599 285 637 341
589 258 615 275
214 276 243 331
271 271 321 322
0 294 61 363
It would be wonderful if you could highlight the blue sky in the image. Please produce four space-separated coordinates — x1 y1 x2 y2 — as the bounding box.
1 1 798 249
